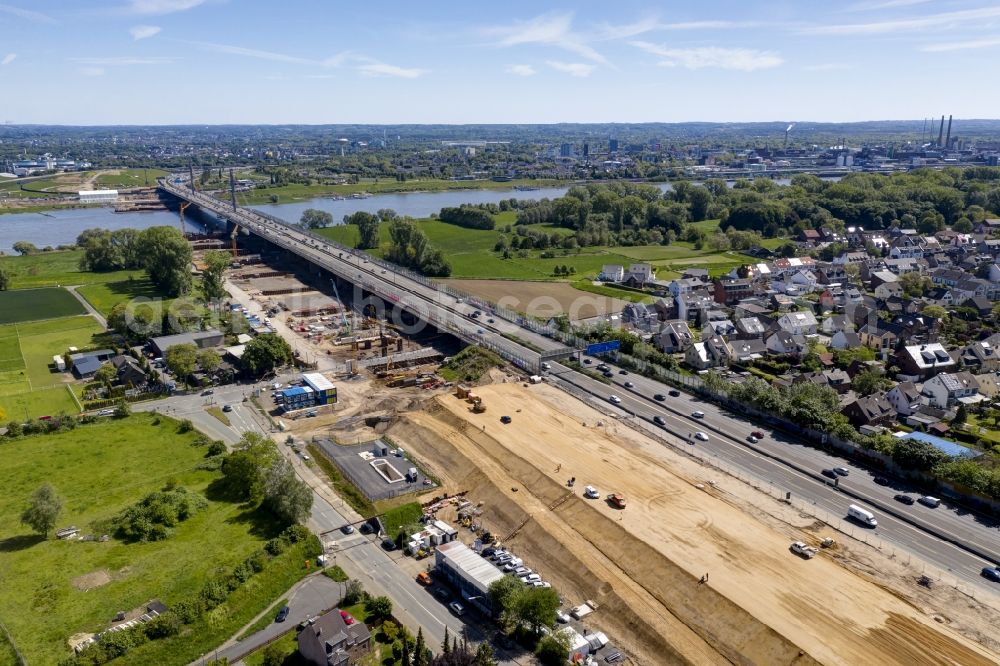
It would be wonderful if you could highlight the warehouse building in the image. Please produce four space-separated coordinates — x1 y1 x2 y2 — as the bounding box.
150 329 224 358
78 189 119 204
434 541 504 614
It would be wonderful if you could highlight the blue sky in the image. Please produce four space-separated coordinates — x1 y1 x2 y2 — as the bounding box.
1 0 999 124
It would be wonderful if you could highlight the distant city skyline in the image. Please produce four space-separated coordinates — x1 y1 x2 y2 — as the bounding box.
2 0 1000 124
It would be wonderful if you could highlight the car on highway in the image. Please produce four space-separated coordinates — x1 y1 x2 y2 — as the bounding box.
834 467 850 477
894 494 915 505
668 389 681 397
747 435 759 443
603 371 614 378
449 602 465 616
821 469 839 479
624 381 634 388
751 430 764 439
583 358 592 364
982 567 1000 582
694 431 709 442
487 318 495 323
275 605 290 623
654 393 665 401
597 364 609 371
918 496 941 508
619 369 628 375
653 416 666 427
609 395 622 404
477 328 485 334
341 524 355 534
874 476 890 485
691 411 705 419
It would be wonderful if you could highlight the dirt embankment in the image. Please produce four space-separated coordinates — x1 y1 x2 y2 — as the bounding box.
390 383 999 666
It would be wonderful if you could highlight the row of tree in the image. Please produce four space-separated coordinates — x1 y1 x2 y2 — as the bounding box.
77 226 194 297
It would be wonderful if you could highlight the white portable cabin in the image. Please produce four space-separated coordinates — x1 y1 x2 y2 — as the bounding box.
53 355 66 371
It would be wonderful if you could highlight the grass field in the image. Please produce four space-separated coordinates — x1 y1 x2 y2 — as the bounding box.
0 250 145 290
0 288 86 324
0 413 289 665
93 168 168 188
76 276 172 316
0 316 105 420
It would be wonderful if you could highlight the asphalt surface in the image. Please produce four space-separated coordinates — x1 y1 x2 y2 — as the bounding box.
162 179 1000 597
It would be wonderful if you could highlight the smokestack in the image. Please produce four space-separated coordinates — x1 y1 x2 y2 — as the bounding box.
937 115 945 148
945 115 953 150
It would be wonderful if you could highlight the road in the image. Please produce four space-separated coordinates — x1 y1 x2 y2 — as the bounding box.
552 356 1000 594
160 177 1000 596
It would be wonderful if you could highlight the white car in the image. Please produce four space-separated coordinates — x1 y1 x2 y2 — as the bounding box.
691 411 705 419
609 395 622 404
790 541 818 559
583 485 600 499
694 432 709 442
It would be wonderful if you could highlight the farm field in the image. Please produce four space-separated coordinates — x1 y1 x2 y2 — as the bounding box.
0 316 104 419
0 414 288 665
442 279 633 320
76 276 174 316
0 250 143 290
0 287 86 324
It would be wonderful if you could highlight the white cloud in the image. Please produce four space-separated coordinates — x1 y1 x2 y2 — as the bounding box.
546 60 594 77
193 41 322 66
802 6 1000 35
847 0 933 11
129 25 161 40
595 16 662 40
631 42 783 71
357 62 426 78
71 56 173 65
80 67 105 77
802 62 852 71
0 3 55 23
505 64 536 76
1 53 15 66
485 11 607 64
128 0 206 14
921 36 1000 52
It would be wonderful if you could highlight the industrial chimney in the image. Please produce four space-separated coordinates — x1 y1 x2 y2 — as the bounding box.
944 115 953 150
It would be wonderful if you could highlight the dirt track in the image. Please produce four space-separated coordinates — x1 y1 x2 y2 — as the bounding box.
391 382 1000 666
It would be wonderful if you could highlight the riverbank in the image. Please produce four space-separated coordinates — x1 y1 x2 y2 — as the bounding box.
234 177 570 204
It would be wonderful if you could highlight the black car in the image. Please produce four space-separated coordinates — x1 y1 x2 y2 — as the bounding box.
201 389 214 396
340 524 355 534
653 416 666 427
619 370 628 375
654 394 665 401
381 538 397 551
603 371 614 378
597 364 609 371
873 476 890 486
668 389 681 397
624 381 634 388
583 358 592 364
821 469 838 479
481 547 496 558
894 494 915 505
275 605 290 622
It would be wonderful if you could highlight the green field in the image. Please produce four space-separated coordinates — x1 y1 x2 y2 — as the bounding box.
76 276 173 316
0 250 145 290
93 168 168 188
317 217 758 282
0 316 105 420
0 414 289 665
0 287 86 324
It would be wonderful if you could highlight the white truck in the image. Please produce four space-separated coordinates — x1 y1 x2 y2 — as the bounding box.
790 541 818 559
529 375 543 384
847 504 878 527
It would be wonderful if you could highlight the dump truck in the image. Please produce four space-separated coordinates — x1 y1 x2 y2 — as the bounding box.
608 493 627 509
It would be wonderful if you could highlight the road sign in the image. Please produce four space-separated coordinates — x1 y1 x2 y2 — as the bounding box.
586 340 621 356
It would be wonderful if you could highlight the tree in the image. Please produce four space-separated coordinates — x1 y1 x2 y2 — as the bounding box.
954 404 968 425
357 215 381 250
921 304 948 321
474 642 496 666
442 627 451 655
510 586 560 633
899 271 931 298
165 343 199 382
114 399 131 418
197 349 221 373
241 333 293 377
853 369 892 397
366 595 393 622
300 208 334 229
535 631 571 666
414 628 429 666
261 643 285 666
138 226 193 297
201 250 232 303
488 575 525 625
21 483 62 537
221 432 282 504
263 458 313 525
12 240 37 255
343 579 364 606
94 362 117 387
0 266 10 291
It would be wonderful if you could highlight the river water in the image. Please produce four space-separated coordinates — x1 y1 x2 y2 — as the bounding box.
0 177 820 252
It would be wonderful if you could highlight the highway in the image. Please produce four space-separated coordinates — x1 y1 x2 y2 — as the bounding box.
160 177 1000 597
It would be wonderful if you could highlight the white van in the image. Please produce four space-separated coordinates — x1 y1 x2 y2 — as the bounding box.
847 504 878 527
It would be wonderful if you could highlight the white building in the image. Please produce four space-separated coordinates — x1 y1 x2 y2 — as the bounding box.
922 372 982 408
777 311 818 336
599 264 624 282
627 263 655 284
79 189 118 204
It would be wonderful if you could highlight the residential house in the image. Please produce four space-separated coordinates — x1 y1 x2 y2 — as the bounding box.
111 355 147 387
765 330 806 356
875 282 904 299
858 322 903 354
777 311 818 336
962 296 993 318
815 263 848 284
298 609 372 666
599 264 624 282
682 268 709 281
621 302 656 328
713 277 754 305
830 330 862 350
702 318 737 338
841 392 897 428
821 314 852 335
869 270 899 289
922 372 981 408
657 320 694 353
961 341 1000 372
975 373 999 399
833 251 869 265
685 335 732 370
898 343 957 379
735 316 768 339
731 338 768 363
626 263 655 285
798 229 821 243
886 382 925 416
69 349 115 380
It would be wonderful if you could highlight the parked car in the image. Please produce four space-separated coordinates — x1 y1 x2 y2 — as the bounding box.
694 432 709 442
894 494 915 505
874 476 890 485
381 538 397 551
654 394 665 401
668 389 681 397
201 389 214 396
275 605 290 622
556 610 571 623
480 547 496 558
653 416 666 427
449 602 465 616
691 411 705 419
500 415 512 424
584 485 600 499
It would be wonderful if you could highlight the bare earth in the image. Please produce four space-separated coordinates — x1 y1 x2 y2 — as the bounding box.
441 279 629 320
388 381 1000 666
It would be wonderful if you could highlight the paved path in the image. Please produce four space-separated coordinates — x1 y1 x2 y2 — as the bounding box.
195 574 344 666
65 285 107 328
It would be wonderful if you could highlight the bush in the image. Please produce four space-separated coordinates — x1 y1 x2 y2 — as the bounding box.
112 486 208 542
200 577 230 609
171 598 205 624
144 612 181 639
207 441 227 456
178 418 194 433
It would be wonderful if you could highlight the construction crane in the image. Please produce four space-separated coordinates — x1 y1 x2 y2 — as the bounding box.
178 201 191 236
230 223 239 258
329 278 351 334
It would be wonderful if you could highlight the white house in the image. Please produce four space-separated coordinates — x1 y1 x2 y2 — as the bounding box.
765 331 806 356
599 264 624 282
777 311 818 336
886 381 925 416
627 263 655 284
657 320 693 353
685 337 732 369
922 372 981 408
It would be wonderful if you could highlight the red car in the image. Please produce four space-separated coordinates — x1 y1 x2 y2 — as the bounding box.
751 431 764 439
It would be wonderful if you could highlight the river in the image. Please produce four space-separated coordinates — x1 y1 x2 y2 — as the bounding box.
0 177 829 252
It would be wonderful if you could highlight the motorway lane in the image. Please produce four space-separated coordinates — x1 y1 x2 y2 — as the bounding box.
550 363 1000 593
